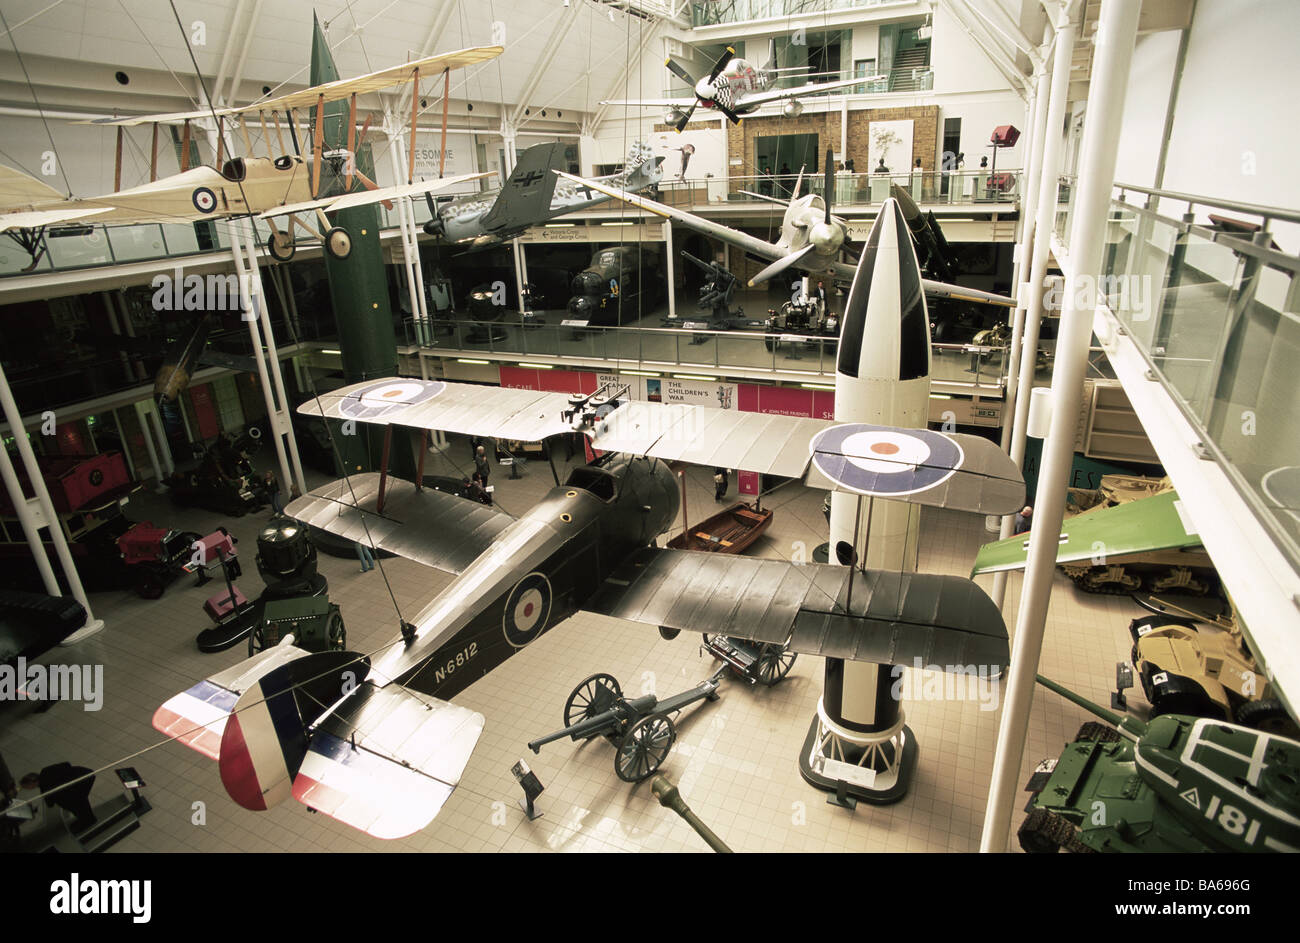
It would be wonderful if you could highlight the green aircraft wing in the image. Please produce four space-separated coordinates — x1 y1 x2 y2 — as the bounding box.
971 490 1201 576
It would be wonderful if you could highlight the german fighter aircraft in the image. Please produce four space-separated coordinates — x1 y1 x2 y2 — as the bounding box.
556 155 1014 310
604 45 882 132
153 366 1025 838
0 46 502 270
425 140 664 246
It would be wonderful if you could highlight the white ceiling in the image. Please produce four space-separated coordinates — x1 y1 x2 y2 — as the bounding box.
0 0 664 129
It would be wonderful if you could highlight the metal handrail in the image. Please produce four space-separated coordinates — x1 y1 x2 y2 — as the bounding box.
1107 197 1300 275
1113 181 1300 226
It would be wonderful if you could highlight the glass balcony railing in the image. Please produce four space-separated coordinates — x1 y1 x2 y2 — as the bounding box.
660 67 927 98
655 169 1019 207
1053 181 1300 567
399 316 1008 391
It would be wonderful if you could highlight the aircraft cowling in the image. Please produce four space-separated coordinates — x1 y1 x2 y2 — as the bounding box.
605 455 680 545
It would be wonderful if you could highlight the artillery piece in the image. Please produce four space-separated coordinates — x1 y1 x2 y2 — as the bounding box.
1019 674 1300 853
528 670 724 782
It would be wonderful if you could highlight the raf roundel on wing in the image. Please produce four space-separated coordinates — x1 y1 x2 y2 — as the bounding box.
809 422 964 497
340 379 445 420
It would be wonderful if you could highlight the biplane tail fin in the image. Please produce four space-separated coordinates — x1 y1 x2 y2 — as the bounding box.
480 141 564 234
152 639 315 760
158 640 484 839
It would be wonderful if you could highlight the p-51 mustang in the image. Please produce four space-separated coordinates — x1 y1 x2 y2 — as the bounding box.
605 45 883 132
153 376 1024 840
1 46 501 270
425 140 664 246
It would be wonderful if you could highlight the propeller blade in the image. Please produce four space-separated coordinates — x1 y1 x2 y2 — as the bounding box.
792 165 805 200
823 148 834 224
748 244 816 287
665 57 696 87
709 46 736 82
673 101 697 133
716 102 742 125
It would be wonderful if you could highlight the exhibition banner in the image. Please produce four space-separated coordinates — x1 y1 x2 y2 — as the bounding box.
737 384 834 419
498 366 598 395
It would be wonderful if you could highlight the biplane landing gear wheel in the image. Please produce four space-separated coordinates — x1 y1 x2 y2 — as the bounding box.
615 712 675 782
267 230 296 262
324 226 352 259
326 610 346 652
755 643 797 686
247 623 267 657
564 673 622 728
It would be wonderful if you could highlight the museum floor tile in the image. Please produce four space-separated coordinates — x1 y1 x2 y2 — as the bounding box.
0 439 1146 853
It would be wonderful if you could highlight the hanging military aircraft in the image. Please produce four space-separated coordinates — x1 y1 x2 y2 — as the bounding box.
603 45 883 132
0 46 503 270
424 141 664 246
555 155 1015 310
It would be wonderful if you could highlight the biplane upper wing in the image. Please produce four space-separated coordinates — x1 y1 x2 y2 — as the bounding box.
298 377 1025 515
258 171 495 220
284 472 513 576
971 490 1201 576
553 172 1015 309
83 46 505 126
585 548 1010 673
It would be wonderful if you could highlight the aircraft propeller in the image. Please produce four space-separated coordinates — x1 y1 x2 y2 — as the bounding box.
665 46 741 131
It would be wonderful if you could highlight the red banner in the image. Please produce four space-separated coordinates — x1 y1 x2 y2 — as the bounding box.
189 384 220 440
498 366 597 395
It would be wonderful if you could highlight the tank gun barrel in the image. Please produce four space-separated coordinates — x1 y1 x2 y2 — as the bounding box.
1035 674 1147 736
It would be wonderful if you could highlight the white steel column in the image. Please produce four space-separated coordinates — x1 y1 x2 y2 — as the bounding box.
145 401 174 474
133 400 164 487
664 221 676 322
0 434 59 595
231 223 294 496
389 129 429 344
991 3 1078 610
0 362 103 640
980 0 1141 853
111 407 136 479
241 219 306 496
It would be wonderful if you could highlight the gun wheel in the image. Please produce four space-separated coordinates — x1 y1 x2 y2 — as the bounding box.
564 673 622 727
615 712 675 782
755 643 797 686
326 610 347 652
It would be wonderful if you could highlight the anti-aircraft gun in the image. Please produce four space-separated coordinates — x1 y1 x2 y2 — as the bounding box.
1019 674 1300 853
665 249 743 331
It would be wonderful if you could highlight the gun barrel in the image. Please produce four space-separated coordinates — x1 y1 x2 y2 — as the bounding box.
527 707 622 753
679 249 712 271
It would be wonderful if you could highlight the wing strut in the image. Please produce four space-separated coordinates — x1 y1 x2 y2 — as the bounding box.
407 67 420 185
438 68 450 178
376 424 393 514
346 93 357 191
311 95 325 197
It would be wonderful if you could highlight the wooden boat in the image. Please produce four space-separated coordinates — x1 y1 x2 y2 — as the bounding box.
667 500 773 554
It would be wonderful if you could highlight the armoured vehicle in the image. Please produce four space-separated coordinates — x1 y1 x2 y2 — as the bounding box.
1019 675 1300 853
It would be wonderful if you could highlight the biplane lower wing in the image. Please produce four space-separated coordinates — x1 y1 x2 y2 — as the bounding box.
297 377 1026 515
971 490 1201 576
584 548 1010 674
284 473 513 577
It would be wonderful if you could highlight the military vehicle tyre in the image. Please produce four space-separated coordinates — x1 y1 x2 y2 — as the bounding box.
1236 698 1300 738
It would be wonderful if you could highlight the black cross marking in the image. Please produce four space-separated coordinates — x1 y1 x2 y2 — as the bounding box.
514 170 545 187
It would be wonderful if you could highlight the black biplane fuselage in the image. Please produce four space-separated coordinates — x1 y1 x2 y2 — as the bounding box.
376 454 679 701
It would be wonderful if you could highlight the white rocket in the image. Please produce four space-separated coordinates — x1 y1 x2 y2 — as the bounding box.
817 197 931 790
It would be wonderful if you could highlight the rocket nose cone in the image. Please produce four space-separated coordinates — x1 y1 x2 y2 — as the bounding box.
835 198 929 382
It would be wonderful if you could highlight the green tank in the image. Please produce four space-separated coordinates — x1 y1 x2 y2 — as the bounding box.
1019 675 1300 853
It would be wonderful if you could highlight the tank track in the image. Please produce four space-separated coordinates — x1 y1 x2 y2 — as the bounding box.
1018 809 1097 854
